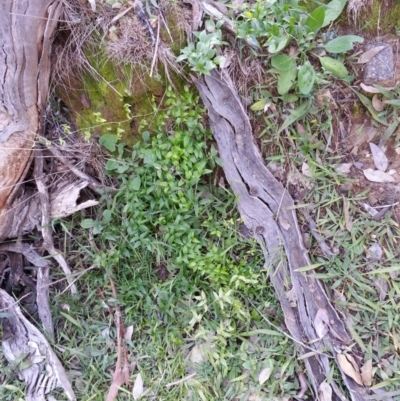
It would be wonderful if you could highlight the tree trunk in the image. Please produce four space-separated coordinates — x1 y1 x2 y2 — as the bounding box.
0 0 61 240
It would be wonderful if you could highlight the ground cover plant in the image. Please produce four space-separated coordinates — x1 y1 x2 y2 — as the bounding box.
2 0 400 400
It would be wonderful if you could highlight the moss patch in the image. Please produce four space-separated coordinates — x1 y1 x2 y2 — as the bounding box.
57 49 170 145
358 0 400 35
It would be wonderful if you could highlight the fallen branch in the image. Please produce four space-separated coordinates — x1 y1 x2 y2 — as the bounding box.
194 70 368 401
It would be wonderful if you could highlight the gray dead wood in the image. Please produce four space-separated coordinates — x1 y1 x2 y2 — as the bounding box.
0 289 76 401
194 70 368 401
0 0 61 241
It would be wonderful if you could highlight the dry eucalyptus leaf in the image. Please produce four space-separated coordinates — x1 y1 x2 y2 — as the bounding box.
357 46 386 64
302 162 312 178
372 94 385 112
319 381 332 401
132 373 144 400
124 325 134 341
360 83 381 93
335 163 352 174
189 344 206 363
258 367 272 385
370 143 389 171
343 197 353 232
278 215 291 231
314 308 329 339
374 276 388 301
363 168 395 183
361 359 373 387
337 354 363 386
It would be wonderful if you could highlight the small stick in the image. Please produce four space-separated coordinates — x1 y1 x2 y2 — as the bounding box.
150 15 161 77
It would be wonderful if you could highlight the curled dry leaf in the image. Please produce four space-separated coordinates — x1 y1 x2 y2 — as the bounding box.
357 46 386 64
369 143 389 172
132 373 144 400
314 308 329 339
372 94 385 112
361 359 373 387
319 381 333 401
363 168 395 183
337 353 363 386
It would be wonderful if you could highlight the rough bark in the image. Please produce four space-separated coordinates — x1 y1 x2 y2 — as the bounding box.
195 70 368 401
0 0 61 240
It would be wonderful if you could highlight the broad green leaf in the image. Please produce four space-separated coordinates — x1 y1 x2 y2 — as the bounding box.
106 159 119 171
305 6 325 34
251 99 268 111
267 34 289 54
81 219 97 229
99 133 118 152
277 66 297 95
271 54 294 72
319 56 348 78
131 176 141 191
352 89 388 126
367 265 400 274
323 35 364 53
278 100 311 134
322 0 347 27
383 99 400 107
374 84 396 100
379 120 399 147
297 61 315 95
295 263 325 272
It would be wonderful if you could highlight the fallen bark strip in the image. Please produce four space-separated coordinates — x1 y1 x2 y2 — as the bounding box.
0 289 76 401
194 70 367 401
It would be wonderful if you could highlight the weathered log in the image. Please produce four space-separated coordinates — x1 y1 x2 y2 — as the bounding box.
195 70 368 401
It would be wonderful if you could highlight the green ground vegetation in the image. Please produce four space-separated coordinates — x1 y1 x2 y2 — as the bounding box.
2 0 400 400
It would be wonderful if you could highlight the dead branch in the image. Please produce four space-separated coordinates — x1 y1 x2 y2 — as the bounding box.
194 70 368 401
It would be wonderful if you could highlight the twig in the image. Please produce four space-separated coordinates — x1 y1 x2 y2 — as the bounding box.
34 147 77 297
165 373 196 388
300 208 336 258
296 371 309 399
150 15 160 77
105 275 130 401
